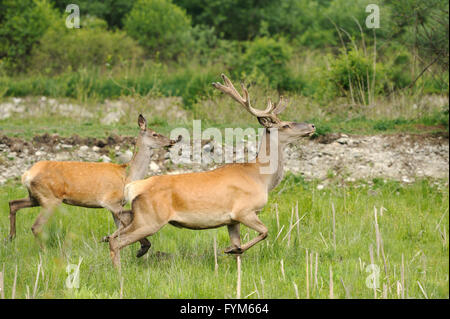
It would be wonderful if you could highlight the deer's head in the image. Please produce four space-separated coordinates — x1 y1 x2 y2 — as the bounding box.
212 74 315 143
137 114 177 150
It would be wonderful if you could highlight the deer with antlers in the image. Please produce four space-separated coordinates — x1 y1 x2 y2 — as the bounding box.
107 74 315 267
8 114 177 257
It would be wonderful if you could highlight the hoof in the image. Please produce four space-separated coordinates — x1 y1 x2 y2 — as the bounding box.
224 246 243 254
136 245 151 258
101 236 110 243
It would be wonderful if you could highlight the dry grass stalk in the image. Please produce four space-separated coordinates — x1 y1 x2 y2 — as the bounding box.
374 206 381 258
382 283 388 299
273 225 285 244
282 220 301 243
374 207 389 278
32 256 43 299
12 264 18 299
120 276 124 299
236 255 241 299
293 282 299 299
340 278 351 299
319 232 329 249
0 268 4 300
213 236 219 275
369 245 377 299
310 252 313 290
259 276 265 299
314 253 319 290
287 207 294 246
306 249 310 298
295 201 300 240
244 291 257 298
275 203 280 232
253 280 260 298
417 281 428 299
401 254 405 299
329 266 334 299
332 203 336 251
280 259 286 281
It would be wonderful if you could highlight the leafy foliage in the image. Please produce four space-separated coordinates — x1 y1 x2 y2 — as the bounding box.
0 0 58 72
124 0 192 59
237 37 293 89
30 17 143 74
323 48 387 104
50 0 136 29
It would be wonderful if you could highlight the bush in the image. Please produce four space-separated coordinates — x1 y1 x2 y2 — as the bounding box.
30 17 143 74
236 37 293 89
0 0 59 73
124 0 192 60
323 48 387 104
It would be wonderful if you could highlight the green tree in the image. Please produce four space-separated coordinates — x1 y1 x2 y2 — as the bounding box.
50 0 136 29
0 0 58 72
238 37 293 89
30 16 143 74
174 0 272 40
124 0 192 59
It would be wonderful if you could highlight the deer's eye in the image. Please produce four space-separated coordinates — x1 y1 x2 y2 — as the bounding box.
282 124 290 129
152 133 158 137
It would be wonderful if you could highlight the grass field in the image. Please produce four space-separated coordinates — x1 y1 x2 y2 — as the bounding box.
0 176 448 299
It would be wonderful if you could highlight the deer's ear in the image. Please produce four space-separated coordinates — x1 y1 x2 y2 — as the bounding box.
138 114 147 130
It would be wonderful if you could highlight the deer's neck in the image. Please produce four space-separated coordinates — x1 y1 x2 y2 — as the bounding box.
255 128 287 192
126 141 152 183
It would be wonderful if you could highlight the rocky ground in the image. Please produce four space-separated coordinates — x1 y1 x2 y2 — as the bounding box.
0 131 448 186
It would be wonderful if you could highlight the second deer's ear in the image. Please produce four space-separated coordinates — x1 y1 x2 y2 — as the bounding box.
138 114 147 130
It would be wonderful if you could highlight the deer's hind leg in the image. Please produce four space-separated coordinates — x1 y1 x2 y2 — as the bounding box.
109 220 167 268
105 204 152 258
227 211 268 254
225 223 242 254
108 196 169 267
9 197 39 240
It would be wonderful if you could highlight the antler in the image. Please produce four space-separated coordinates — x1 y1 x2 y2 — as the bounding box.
212 74 287 126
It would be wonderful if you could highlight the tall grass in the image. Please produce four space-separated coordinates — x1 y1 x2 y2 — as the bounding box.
0 177 447 298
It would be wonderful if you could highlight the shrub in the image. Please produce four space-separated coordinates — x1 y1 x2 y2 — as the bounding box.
30 17 143 74
0 0 59 73
237 37 293 89
124 0 192 60
323 48 387 105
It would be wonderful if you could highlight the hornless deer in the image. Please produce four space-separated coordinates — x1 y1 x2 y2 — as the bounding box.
107 74 315 267
8 114 176 257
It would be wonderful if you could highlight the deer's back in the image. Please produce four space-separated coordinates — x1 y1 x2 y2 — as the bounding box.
23 161 127 207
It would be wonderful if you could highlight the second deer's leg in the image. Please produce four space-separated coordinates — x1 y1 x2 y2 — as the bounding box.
8 197 39 240
230 212 268 253
31 199 62 247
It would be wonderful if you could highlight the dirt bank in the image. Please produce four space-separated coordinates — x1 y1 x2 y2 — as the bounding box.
0 132 448 185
